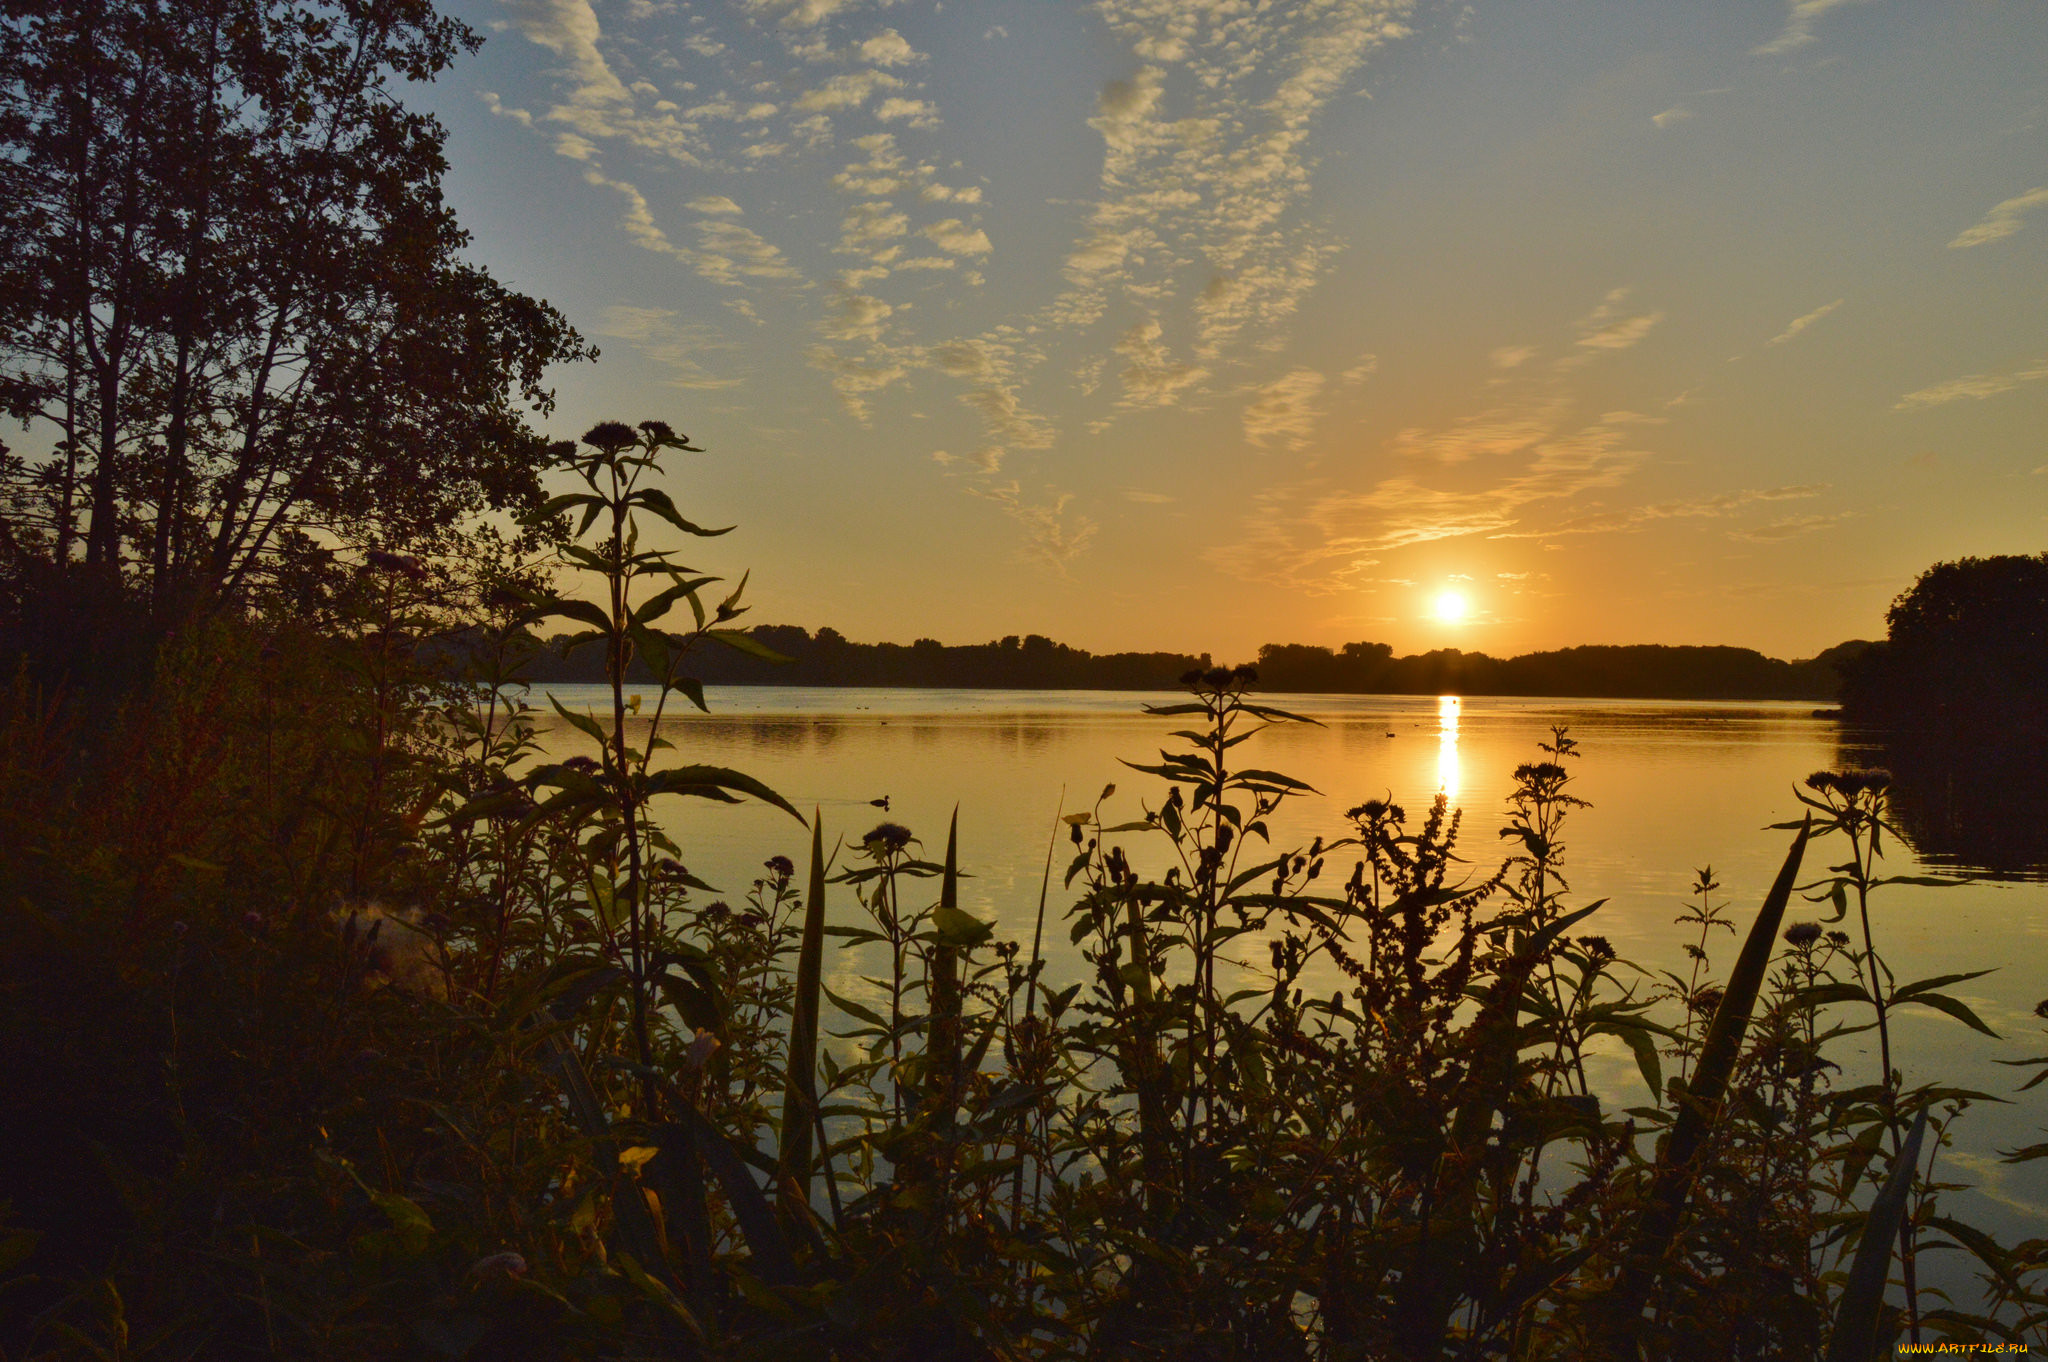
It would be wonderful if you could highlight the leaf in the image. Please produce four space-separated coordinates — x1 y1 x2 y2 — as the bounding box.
1892 969 1996 1003
630 575 717 627
823 986 890 1030
641 764 802 821
1826 1109 1930 1362
542 595 616 635
932 904 994 947
1896 991 2000 1038
548 695 610 747
631 487 733 537
1611 1020 1664 1102
707 628 792 663
1796 981 1876 1009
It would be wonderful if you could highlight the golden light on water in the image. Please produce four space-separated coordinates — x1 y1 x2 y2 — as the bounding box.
1436 694 1461 801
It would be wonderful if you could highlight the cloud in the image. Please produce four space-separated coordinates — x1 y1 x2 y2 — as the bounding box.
1342 354 1379 385
693 219 802 284
922 219 992 255
1242 369 1326 450
1754 0 1871 56
859 29 924 65
1208 413 1650 592
1949 187 2048 249
1577 311 1664 351
1490 346 1534 369
588 305 743 389
804 346 911 423
820 289 895 342
971 482 1098 573
687 195 744 215
1493 484 1832 539
1651 105 1692 129
1390 398 1568 466
1046 2 1417 363
1113 319 1208 408
744 0 857 30
500 0 713 169
1896 359 2048 410
1729 511 1852 541
875 97 939 128
794 69 905 113
479 91 534 126
1123 489 1175 504
1767 298 1843 346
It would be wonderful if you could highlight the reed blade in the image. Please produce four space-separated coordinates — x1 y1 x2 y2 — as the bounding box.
1595 816 1811 1352
776 812 827 1217
1826 1108 1929 1362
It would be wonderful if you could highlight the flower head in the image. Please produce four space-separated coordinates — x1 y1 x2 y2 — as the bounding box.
863 822 913 854
583 421 638 450
1784 921 1823 948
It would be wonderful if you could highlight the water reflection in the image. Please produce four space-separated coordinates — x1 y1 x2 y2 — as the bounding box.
1839 730 2048 880
1437 695 1461 801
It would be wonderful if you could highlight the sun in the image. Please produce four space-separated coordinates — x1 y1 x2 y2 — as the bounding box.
1433 590 1470 624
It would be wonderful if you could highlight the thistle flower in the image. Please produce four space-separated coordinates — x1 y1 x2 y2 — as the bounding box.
1784 921 1823 948
863 821 913 854
583 420 638 449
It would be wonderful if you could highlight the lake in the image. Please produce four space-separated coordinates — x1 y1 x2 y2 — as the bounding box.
530 684 2048 1272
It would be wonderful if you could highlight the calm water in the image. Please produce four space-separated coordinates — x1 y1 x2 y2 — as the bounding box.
530 684 2048 1264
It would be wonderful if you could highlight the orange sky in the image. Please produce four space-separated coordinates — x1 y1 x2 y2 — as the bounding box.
430 0 2046 660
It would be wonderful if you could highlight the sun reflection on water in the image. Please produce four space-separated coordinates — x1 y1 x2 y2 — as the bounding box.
1437 694 1461 801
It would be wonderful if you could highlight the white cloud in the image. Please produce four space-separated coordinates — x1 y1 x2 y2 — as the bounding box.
805 345 910 423
1754 0 1872 56
922 219 992 255
1113 319 1208 407
744 0 857 30
1896 359 2048 410
1730 511 1852 542
1949 187 2048 249
588 305 743 390
859 29 924 65
1242 369 1326 450
874 97 938 127
1651 106 1692 129
1494 484 1832 539
1342 354 1379 385
1767 298 1843 346
794 69 904 113
820 290 895 342
479 91 534 126
687 195 744 215
972 482 1098 573
1577 311 1664 351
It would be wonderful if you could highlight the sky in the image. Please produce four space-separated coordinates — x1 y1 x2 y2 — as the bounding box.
417 0 2048 662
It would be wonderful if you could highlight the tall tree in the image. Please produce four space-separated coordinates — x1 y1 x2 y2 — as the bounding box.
0 0 588 627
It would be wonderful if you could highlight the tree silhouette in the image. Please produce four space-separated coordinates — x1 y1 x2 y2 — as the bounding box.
1840 554 2048 734
0 0 588 645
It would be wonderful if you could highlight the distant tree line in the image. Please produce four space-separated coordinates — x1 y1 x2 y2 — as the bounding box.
487 624 1871 701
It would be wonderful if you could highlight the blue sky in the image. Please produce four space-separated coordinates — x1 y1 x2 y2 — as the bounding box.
418 0 2048 659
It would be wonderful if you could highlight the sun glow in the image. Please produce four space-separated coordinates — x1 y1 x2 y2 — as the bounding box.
1433 590 1470 624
